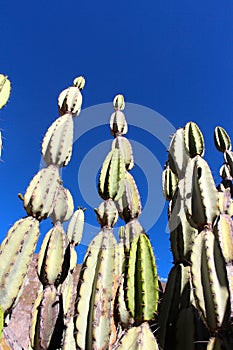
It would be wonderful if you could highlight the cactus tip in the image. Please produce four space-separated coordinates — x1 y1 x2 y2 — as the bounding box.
113 94 125 111
73 76 85 90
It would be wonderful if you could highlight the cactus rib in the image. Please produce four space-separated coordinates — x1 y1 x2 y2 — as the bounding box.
191 229 230 332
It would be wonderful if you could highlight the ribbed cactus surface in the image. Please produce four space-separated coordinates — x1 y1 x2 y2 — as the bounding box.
113 322 159 349
191 229 230 332
75 230 116 350
0 79 233 350
125 233 159 322
0 217 39 313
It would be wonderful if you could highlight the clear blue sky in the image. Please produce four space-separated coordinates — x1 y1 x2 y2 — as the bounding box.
0 0 232 279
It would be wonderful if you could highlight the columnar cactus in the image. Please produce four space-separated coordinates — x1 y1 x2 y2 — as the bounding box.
159 122 233 350
29 77 85 350
0 77 85 348
72 94 161 350
74 119 122 348
110 95 159 348
0 78 232 350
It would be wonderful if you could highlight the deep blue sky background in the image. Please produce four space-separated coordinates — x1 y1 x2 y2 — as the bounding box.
0 0 232 279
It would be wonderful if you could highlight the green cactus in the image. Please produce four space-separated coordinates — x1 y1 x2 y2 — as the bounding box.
125 233 159 323
0 79 233 350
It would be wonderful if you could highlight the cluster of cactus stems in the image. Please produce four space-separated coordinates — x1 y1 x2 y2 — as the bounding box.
160 122 233 350
0 75 232 349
